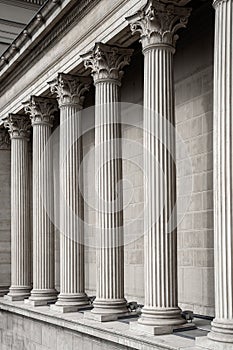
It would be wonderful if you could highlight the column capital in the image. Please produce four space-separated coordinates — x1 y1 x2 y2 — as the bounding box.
0 127 10 148
126 0 191 51
81 43 133 84
49 73 92 108
213 0 228 9
23 96 58 127
4 114 31 140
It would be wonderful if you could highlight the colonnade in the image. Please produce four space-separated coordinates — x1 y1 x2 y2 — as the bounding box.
3 0 233 345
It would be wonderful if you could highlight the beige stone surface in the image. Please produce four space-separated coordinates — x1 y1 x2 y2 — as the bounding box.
0 149 11 295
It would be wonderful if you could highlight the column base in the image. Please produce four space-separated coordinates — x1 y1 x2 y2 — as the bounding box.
84 298 129 322
25 289 57 306
4 286 31 301
137 306 187 331
50 293 90 313
196 336 233 350
207 319 233 344
130 320 194 336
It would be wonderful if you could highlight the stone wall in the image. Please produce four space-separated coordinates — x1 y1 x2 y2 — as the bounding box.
175 2 215 316
0 310 133 350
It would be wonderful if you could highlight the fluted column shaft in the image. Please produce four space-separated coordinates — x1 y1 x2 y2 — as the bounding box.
82 43 133 320
142 47 179 315
24 96 58 306
59 106 86 301
208 0 233 343
32 124 54 292
127 0 191 333
95 81 124 305
49 73 91 312
4 115 31 301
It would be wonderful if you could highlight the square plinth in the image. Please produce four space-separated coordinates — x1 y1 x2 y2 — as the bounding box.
4 294 29 302
24 298 57 307
84 310 130 322
130 321 196 335
50 304 91 313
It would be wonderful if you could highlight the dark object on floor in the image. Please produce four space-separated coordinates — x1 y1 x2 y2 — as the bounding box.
182 310 194 322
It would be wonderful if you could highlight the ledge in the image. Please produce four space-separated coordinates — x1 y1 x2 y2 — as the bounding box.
0 298 206 350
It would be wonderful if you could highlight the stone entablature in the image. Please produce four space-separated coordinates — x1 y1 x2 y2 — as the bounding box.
0 0 139 119
0 0 101 82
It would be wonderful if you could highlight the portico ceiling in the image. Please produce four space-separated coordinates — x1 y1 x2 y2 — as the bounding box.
0 0 46 56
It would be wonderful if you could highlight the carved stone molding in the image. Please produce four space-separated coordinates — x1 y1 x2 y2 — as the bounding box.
81 43 133 84
0 0 102 96
23 96 58 126
49 73 92 108
0 127 10 149
4 114 31 140
213 0 228 8
126 0 191 50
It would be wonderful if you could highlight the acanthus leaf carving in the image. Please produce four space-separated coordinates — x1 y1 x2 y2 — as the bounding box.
81 43 134 84
49 73 92 108
23 96 58 126
127 0 191 50
4 114 31 140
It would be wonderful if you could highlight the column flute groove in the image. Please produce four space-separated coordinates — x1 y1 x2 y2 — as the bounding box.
127 0 191 334
82 43 133 321
23 96 58 306
207 0 233 345
4 114 31 301
49 73 91 313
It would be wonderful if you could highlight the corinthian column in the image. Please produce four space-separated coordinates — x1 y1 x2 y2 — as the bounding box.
24 96 58 306
48 73 91 312
4 115 31 301
81 43 133 321
127 0 191 334
205 0 233 346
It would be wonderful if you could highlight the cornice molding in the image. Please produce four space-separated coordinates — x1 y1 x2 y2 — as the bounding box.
81 42 133 84
49 73 92 108
0 0 101 95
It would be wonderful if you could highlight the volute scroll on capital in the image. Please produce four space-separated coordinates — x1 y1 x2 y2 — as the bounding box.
126 0 192 50
48 73 92 108
4 114 31 140
213 0 229 9
81 42 134 84
23 96 58 127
